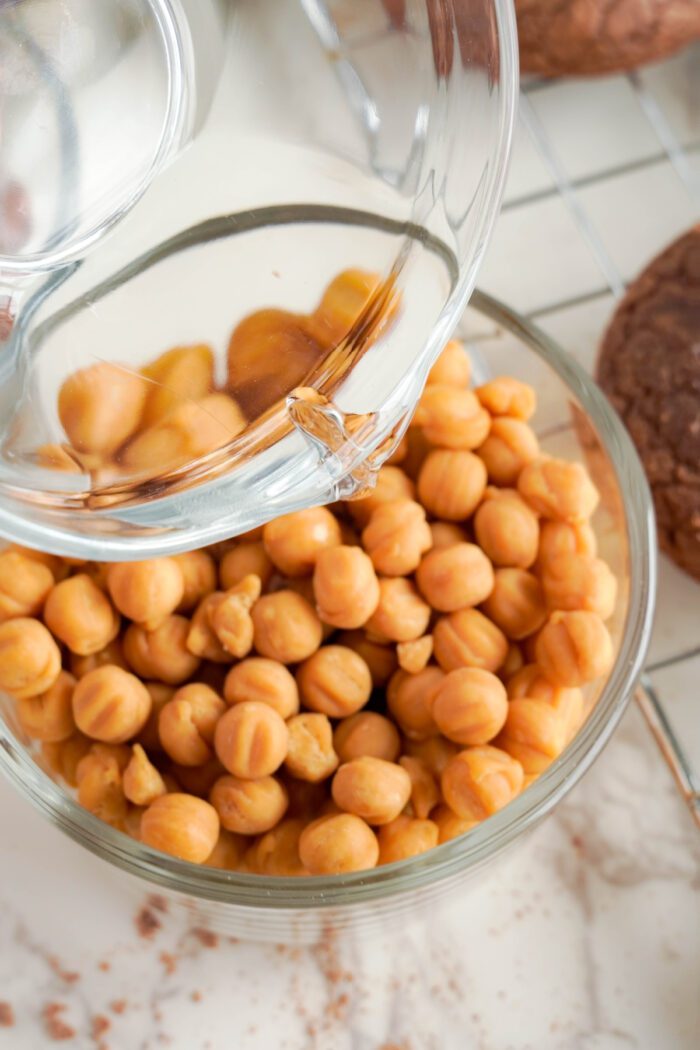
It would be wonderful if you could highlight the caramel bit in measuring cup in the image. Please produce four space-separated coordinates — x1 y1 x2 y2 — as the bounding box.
227 309 323 418
36 268 399 497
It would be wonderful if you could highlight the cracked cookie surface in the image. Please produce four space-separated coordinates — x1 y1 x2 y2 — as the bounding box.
597 226 700 580
516 0 700 77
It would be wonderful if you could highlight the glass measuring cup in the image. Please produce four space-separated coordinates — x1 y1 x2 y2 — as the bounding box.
0 0 518 559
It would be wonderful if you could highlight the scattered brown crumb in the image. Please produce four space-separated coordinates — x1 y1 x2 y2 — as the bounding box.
0 1002 14 1027
191 991 202 1003
327 993 349 1021
91 1015 110 1039
42 1002 76 1041
311 923 346 985
109 1000 126 1016
147 894 169 914
191 927 218 949
48 955 80 984
98 961 111 973
135 905 162 939
159 952 177 976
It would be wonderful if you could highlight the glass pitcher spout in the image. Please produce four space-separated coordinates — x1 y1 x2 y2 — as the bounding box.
0 0 517 558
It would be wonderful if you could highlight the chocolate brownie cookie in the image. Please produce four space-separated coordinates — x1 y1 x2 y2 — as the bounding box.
516 0 700 78
596 227 700 581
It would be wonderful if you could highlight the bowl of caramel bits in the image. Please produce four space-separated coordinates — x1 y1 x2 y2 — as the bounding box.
0 280 657 934
0 324 646 892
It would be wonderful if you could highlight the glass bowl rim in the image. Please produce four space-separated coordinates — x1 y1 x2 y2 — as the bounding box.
0 288 658 909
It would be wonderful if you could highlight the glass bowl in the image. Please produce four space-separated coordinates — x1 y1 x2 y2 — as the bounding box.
0 291 657 940
0 0 518 558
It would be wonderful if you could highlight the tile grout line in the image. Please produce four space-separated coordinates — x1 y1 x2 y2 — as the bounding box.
519 94 626 299
502 142 700 212
646 645 700 675
526 286 617 320
628 70 700 199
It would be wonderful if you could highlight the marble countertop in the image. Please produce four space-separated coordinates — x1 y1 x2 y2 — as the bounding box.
0 696 697 1050
1 19 699 1050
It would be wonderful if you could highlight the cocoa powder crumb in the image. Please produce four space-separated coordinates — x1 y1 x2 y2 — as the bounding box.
48 955 80 984
92 1015 110 1039
42 1002 76 1041
0 1002 14 1027
135 905 162 939
191 928 218 949
311 923 344 985
147 894 169 914
327 993 349 1020
110 1000 126 1015
159 952 177 975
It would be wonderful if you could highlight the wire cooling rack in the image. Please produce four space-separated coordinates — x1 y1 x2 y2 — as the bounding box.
314 7 700 827
498 55 700 829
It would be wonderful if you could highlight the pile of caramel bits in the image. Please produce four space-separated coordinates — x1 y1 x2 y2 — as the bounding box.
0 339 618 877
41 269 393 479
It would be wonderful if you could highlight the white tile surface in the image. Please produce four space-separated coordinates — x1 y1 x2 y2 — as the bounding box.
479 195 606 312
527 77 661 181
638 47 700 147
502 117 556 203
647 554 700 668
576 159 698 281
535 292 617 372
650 655 700 775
